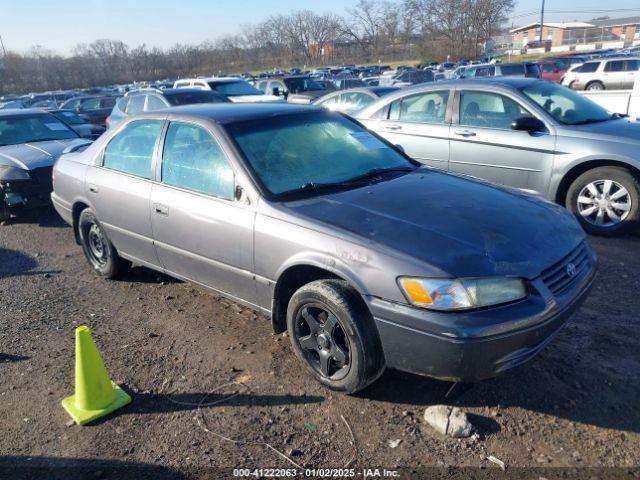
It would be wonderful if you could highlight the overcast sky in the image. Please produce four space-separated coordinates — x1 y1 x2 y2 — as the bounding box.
1 0 639 54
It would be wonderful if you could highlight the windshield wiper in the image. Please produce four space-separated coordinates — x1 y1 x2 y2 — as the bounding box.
280 166 415 198
345 166 415 183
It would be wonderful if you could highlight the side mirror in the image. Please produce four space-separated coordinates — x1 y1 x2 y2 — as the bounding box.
395 144 405 153
511 116 546 134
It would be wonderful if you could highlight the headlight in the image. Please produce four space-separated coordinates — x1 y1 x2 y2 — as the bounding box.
398 277 527 311
0 165 31 181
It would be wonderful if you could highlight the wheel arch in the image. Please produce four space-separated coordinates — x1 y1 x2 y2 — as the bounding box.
270 259 369 334
71 199 92 244
554 159 640 204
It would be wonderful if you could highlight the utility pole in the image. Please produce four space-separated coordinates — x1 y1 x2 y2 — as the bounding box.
0 34 6 57
539 0 546 42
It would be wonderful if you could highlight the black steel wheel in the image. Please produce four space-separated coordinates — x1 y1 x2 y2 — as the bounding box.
294 303 351 381
78 208 129 278
287 279 384 393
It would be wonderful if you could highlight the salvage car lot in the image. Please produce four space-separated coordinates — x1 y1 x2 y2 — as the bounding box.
0 207 639 476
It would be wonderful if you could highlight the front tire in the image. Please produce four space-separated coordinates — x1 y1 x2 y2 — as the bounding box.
287 279 384 394
566 166 639 236
0 192 10 223
78 208 129 278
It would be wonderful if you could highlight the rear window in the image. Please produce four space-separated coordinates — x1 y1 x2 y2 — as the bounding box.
580 62 600 73
500 64 525 76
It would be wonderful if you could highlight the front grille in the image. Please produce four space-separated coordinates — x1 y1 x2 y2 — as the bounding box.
541 242 591 296
28 166 53 188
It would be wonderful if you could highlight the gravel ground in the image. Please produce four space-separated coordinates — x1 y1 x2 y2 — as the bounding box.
0 207 639 479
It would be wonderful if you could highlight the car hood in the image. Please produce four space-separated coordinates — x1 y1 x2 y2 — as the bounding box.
559 118 640 144
0 139 86 170
282 170 585 279
229 94 284 103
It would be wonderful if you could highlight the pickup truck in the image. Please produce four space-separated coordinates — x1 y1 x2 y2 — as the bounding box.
578 77 640 121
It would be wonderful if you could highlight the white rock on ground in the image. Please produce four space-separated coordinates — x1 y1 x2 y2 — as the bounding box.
423 405 473 438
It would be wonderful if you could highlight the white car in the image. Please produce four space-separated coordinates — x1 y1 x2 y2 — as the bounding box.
561 64 584 88
173 77 283 103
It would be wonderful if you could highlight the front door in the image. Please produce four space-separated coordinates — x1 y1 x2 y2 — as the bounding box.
85 119 163 267
449 89 556 195
150 121 257 303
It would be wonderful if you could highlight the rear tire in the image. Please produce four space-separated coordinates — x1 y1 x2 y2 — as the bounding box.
78 208 129 278
565 166 639 236
586 81 604 91
286 279 384 394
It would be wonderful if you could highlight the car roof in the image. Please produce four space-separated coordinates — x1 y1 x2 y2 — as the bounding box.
161 102 318 124
0 108 54 118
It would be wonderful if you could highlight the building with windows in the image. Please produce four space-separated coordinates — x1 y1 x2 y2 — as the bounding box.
510 17 640 52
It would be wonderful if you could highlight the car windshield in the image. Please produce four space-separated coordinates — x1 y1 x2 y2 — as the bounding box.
284 77 324 93
227 112 414 197
165 90 230 105
0 114 78 146
208 81 262 96
51 111 85 125
520 83 611 125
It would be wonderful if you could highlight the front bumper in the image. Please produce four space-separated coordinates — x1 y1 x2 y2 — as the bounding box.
367 245 597 381
0 167 53 211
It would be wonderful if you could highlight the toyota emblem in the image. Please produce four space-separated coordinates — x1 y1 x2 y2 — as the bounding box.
566 263 577 278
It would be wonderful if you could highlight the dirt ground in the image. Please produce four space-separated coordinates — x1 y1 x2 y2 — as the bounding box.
0 207 639 480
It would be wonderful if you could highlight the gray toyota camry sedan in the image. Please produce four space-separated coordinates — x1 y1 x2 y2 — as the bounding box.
52 103 596 393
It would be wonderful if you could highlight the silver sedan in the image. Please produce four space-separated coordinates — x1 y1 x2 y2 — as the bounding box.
356 78 640 236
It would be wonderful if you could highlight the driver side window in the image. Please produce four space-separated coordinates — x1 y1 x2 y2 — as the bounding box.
459 91 529 130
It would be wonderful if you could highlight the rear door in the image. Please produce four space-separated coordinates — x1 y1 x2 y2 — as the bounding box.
621 59 640 89
449 89 555 194
603 60 625 89
85 119 163 267
366 89 452 170
150 120 256 302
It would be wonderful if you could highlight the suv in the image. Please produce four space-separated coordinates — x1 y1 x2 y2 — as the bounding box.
173 77 281 103
571 57 640 90
462 63 541 79
107 88 230 129
257 76 331 104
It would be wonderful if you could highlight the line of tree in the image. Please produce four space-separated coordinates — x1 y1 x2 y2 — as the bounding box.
0 0 513 95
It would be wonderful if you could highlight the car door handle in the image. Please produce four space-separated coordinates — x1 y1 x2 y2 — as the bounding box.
385 124 402 130
454 129 476 137
88 184 99 194
154 204 169 216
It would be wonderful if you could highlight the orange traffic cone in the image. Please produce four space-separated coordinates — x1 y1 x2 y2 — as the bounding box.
61 326 131 425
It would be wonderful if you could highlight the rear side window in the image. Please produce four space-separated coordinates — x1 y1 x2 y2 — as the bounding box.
340 92 374 114
103 120 161 178
394 91 449 123
500 64 525 76
580 62 600 73
610 59 640 72
161 122 234 200
80 98 101 110
100 97 116 108
526 64 541 77
126 95 146 114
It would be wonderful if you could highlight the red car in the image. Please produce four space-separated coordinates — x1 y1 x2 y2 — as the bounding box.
537 61 567 83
